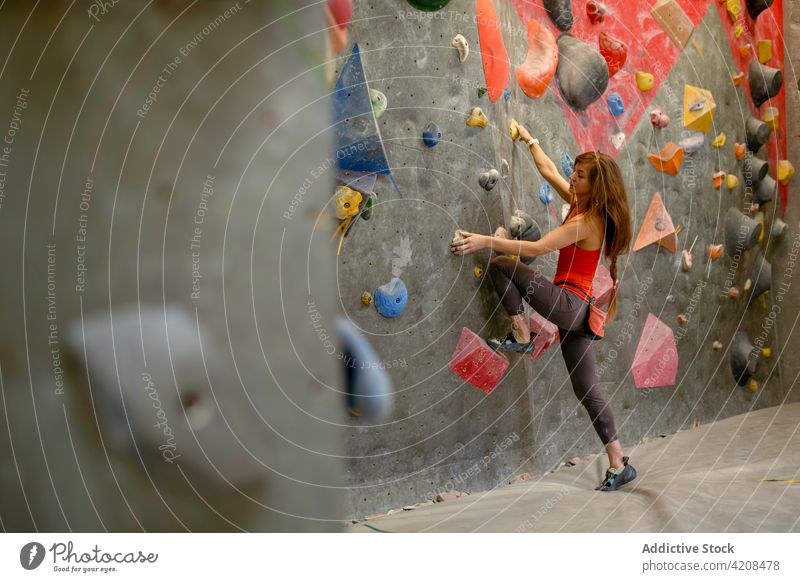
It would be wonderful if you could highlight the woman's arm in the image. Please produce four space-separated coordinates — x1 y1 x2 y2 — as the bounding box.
516 125 572 204
452 217 591 258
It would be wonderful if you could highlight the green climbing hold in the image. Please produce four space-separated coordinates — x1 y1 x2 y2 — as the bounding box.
406 0 452 11
361 192 377 221
477 87 488 98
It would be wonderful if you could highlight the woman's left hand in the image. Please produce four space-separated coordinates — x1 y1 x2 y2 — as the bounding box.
450 231 486 256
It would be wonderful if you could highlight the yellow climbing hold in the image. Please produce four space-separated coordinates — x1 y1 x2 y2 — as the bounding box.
711 132 726 148
683 85 716 133
361 291 373 306
726 0 740 21
744 278 752 292
757 39 772 63
333 186 362 220
747 378 759 393
466 106 488 128
473 266 484 279
761 347 772 358
636 71 654 92
734 23 744 38
726 174 740 190
509 118 520 140
778 160 795 185
755 213 765 242
764 106 779 130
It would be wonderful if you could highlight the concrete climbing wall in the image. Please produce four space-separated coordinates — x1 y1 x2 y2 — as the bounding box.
335 0 800 519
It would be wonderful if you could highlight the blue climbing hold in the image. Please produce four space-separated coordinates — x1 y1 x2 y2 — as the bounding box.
607 91 624 117
423 123 442 148
561 152 574 178
503 88 512 101
539 182 554 205
374 277 408 318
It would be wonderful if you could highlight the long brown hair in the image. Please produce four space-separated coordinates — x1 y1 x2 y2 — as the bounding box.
573 151 632 322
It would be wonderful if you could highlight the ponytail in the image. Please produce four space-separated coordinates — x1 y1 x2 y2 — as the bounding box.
607 255 620 322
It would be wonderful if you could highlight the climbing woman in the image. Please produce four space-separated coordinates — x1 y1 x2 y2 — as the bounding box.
450 123 635 491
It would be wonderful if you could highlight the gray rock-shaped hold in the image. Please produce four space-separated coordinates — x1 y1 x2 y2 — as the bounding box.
754 173 776 204
724 207 761 257
730 331 757 386
746 0 775 20
743 155 769 189
509 210 542 266
555 34 609 111
544 0 573 31
479 168 500 191
770 218 786 238
749 60 783 108
746 252 772 307
745 116 771 153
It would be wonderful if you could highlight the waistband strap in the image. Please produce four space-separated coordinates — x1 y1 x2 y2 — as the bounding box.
553 279 593 303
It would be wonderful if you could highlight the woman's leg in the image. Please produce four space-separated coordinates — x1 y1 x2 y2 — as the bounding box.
558 329 624 468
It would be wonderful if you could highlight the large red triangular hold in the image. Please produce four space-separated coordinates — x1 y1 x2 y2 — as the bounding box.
528 311 559 362
449 327 510 393
632 313 678 389
633 192 677 253
476 0 510 102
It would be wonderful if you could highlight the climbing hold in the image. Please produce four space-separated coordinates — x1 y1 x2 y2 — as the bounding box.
739 44 752 59
539 182 554 205
555 34 609 111
745 117 771 153
361 291 373 306
651 0 694 50
449 327 510 393
763 106 779 130
650 108 670 129
734 142 746 160
727 287 740 298
648 143 684 176
561 152 574 178
724 206 761 256
734 23 744 38
708 244 723 261
586 0 609 24
761 347 772 358
712 340 723 350
451 34 469 62
610 132 626 149
726 0 741 21
679 133 704 153
509 210 542 266
748 60 783 108
743 278 752 293
503 89 512 101
406 0 452 11
516 17 558 100
477 86 488 98
360 192 377 220
509 118 520 140
730 331 757 386
770 218 786 238
713 171 725 190
476 0 510 102
754 173 776 204
325 0 352 54
369 89 387 118
473 266 484 279
334 186 363 219
374 277 408 318
466 106 488 128
732 72 745 86
747 378 759 393
778 160 795 185
746 0 775 20
666 294 675 304
711 132 726 148
634 192 677 253
757 39 772 63
528 311 559 362
754 212 765 243
500 159 510 179
452 230 464 245
749 203 759 214
422 123 442 148
479 169 501 191
598 31 627 77
636 71 654 92
744 156 769 192
632 313 678 389
726 174 740 190
683 85 716 133
746 252 772 307
607 92 625 116
544 0 574 31
681 249 692 272
336 317 393 420
677 314 688 327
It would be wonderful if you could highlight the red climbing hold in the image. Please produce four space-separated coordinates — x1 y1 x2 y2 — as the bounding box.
598 31 627 77
632 313 678 389
326 0 352 54
476 0 510 102
586 0 608 24
516 17 558 99
529 312 559 362
449 327 510 393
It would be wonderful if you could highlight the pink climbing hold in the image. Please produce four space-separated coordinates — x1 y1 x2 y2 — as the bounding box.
592 264 615 308
449 327 510 393
516 17 558 99
632 313 678 389
476 0 511 102
586 0 608 24
529 312 559 362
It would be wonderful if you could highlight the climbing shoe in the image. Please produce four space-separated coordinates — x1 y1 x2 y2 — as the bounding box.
487 331 536 354
595 456 637 491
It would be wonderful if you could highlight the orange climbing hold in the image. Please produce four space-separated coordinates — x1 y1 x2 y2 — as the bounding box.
713 171 725 189
732 72 744 86
708 244 723 261
634 192 677 253
516 17 558 99
648 143 684 176
476 0 510 102
734 142 746 160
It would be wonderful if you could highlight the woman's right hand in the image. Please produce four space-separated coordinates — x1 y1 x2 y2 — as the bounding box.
517 124 533 143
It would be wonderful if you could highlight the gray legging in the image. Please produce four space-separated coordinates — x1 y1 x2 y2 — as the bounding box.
488 256 618 445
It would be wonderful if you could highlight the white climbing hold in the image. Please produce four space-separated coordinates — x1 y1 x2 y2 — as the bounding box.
611 132 626 149
452 34 469 62
369 89 387 118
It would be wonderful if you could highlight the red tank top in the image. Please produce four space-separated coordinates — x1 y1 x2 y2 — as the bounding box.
553 201 602 298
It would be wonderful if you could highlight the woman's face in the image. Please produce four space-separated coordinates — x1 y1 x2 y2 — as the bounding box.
570 162 593 198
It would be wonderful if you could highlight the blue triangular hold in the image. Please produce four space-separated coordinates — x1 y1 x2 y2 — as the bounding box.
333 44 403 198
